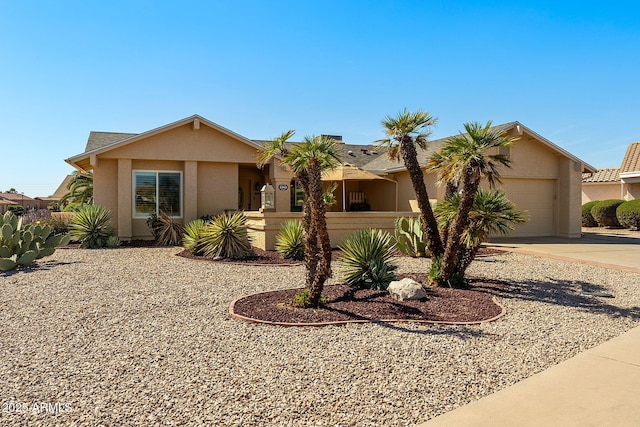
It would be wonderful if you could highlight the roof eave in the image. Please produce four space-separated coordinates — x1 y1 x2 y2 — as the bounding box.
66 114 266 165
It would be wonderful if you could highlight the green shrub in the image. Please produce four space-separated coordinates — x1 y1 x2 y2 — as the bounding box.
337 228 397 290
292 288 327 308
591 199 624 227
582 201 599 227
199 212 254 259
183 219 208 255
106 235 120 248
393 216 429 257
69 205 115 248
616 199 640 230
427 255 467 288
0 211 70 271
275 220 304 260
63 202 92 213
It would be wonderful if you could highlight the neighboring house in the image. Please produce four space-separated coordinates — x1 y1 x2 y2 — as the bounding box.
0 192 41 211
582 142 640 203
65 115 594 247
35 174 75 209
0 197 13 214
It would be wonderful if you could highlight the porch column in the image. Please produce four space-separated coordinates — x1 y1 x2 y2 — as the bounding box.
272 179 291 212
184 161 198 221
117 158 132 240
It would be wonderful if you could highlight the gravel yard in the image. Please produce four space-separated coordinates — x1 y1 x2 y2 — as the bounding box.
1 247 639 426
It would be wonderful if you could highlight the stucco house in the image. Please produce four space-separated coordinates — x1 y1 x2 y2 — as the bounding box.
582 142 640 203
65 114 594 249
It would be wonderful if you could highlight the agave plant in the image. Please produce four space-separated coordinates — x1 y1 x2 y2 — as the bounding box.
155 212 184 246
337 228 397 290
182 218 207 255
274 220 304 260
69 204 115 248
199 212 254 259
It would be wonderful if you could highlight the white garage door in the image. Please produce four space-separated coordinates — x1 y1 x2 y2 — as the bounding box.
497 178 556 237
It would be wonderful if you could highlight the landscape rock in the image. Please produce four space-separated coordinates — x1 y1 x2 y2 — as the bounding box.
388 278 427 301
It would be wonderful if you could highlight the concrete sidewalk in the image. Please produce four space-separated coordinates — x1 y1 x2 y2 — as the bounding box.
488 232 640 273
418 325 640 426
418 232 640 426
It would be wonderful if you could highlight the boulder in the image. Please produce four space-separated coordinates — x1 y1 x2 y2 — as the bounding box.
388 278 427 301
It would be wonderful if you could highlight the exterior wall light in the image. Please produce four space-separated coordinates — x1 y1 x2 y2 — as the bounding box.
260 183 275 212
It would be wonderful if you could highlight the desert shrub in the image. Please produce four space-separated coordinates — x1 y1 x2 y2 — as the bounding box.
337 228 397 290
183 219 208 255
106 235 120 248
275 220 304 260
616 199 640 230
7 205 24 216
69 204 115 248
427 255 467 288
22 209 52 225
63 202 92 213
591 199 624 227
155 212 184 246
292 288 327 308
581 201 599 227
199 212 254 259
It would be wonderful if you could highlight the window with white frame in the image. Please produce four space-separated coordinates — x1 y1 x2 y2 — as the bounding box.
133 171 182 218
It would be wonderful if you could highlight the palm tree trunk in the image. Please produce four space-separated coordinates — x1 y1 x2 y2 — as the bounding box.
400 136 444 257
298 172 318 290
306 161 332 307
437 170 479 287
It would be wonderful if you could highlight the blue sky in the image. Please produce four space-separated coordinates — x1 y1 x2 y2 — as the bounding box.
1 1 639 196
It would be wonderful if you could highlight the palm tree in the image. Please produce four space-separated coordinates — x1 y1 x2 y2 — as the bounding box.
60 171 93 207
435 189 527 277
258 132 340 307
376 109 444 257
428 121 515 286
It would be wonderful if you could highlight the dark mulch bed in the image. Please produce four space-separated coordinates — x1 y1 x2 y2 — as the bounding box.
176 247 302 265
232 279 509 325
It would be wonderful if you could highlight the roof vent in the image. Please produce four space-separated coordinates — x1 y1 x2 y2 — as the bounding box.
347 150 355 156
361 148 369 155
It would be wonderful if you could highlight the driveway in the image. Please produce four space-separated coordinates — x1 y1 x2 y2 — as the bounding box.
489 231 640 273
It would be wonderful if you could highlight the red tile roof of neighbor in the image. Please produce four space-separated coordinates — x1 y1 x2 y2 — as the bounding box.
620 142 640 173
0 193 36 202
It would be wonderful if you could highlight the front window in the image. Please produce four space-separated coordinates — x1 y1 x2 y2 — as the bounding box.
133 171 182 217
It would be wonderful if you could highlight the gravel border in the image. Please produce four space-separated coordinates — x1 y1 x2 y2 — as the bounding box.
1 247 639 426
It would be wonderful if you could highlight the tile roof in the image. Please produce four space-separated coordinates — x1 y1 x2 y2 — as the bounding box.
85 131 138 152
582 168 620 183
0 192 36 202
620 142 640 173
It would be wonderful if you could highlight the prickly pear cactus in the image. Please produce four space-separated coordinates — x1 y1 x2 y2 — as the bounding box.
393 216 429 258
0 211 70 271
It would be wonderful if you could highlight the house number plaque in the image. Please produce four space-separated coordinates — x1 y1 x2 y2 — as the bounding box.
278 184 288 191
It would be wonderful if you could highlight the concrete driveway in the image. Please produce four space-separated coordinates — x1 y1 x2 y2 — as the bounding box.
489 231 640 273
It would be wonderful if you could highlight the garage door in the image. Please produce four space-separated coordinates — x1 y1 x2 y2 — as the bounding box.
497 178 556 237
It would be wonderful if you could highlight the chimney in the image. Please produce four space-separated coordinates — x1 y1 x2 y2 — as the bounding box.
321 134 343 143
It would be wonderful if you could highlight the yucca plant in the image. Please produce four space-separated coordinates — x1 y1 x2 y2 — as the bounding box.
155 212 184 246
337 228 397 290
69 204 115 248
183 218 207 255
200 212 254 259
275 220 304 260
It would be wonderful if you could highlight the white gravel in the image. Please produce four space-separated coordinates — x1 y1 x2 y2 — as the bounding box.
1 247 639 426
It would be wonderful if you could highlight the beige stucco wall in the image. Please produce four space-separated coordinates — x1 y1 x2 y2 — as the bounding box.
246 211 418 250
582 183 622 204
391 170 442 212
90 122 266 240
626 183 640 200
199 162 239 216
